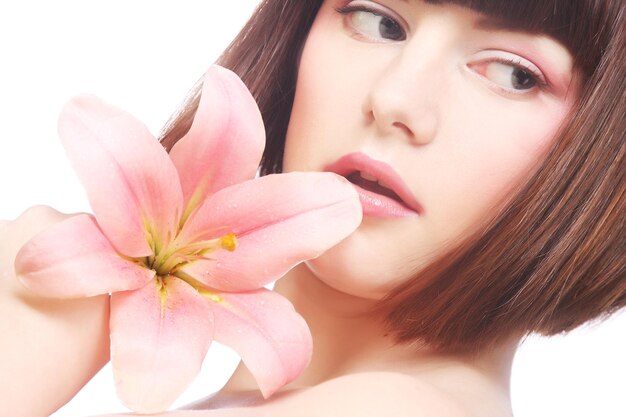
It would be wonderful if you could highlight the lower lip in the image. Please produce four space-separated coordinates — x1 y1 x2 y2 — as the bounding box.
351 184 419 218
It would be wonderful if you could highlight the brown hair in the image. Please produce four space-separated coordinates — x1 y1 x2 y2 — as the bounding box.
160 0 625 354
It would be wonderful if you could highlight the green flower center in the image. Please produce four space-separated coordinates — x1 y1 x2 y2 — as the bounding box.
146 233 237 277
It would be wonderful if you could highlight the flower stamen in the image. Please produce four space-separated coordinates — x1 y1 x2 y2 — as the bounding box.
153 233 237 275
220 233 237 252
172 271 223 303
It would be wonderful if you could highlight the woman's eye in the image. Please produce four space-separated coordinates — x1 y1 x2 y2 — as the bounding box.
469 58 547 94
336 4 406 41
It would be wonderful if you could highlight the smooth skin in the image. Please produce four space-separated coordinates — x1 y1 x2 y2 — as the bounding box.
0 206 109 416
1 0 580 416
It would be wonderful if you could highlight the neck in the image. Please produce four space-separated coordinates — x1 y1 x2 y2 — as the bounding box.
220 263 518 411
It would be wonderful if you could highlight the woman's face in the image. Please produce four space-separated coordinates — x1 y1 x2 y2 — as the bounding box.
282 0 579 299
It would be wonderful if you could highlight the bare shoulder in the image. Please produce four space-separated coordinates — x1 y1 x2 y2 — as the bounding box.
1 205 77 268
1 205 75 242
93 409 270 417
270 371 471 417
6 204 72 223
93 373 470 417
0 204 109 417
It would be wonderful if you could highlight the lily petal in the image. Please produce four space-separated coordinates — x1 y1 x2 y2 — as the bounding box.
58 95 184 258
15 214 154 298
169 65 265 219
110 277 214 413
208 288 312 399
177 172 362 291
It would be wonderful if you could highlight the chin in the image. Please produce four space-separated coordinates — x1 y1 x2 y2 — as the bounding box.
304 231 401 301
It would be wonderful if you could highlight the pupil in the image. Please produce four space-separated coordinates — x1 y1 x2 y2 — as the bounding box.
380 17 403 40
513 69 536 90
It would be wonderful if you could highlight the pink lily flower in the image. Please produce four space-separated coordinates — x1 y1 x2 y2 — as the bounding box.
14 65 362 413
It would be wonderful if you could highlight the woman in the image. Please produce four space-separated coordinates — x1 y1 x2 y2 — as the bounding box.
2 0 624 416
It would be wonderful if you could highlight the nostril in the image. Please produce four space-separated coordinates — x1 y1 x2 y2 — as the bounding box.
392 121 414 139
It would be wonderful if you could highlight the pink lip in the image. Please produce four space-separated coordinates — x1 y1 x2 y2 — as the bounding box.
324 152 423 218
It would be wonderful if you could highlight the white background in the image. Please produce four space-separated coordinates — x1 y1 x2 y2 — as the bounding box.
0 1 624 416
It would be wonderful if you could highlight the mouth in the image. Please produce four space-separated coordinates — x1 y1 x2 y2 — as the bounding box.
344 171 405 204
324 152 423 217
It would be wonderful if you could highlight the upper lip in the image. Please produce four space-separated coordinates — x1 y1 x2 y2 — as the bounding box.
323 152 424 215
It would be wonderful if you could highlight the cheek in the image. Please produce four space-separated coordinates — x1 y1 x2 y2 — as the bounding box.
427 88 571 241
468 98 567 193
284 29 336 172
284 15 371 173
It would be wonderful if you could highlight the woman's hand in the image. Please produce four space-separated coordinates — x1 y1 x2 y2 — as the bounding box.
0 205 110 416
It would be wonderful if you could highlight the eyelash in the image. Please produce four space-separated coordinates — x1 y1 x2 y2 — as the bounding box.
478 56 548 95
335 3 549 95
335 4 406 42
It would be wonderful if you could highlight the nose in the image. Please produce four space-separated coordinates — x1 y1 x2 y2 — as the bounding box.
362 30 444 146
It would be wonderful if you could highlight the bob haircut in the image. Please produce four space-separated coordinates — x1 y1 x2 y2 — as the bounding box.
160 0 625 354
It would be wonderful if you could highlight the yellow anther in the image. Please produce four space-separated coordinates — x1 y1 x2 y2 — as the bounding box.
220 233 237 252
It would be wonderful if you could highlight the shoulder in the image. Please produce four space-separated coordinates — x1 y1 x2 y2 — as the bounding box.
94 373 471 417
1 205 75 282
270 371 472 417
1 205 74 241
1 205 75 268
